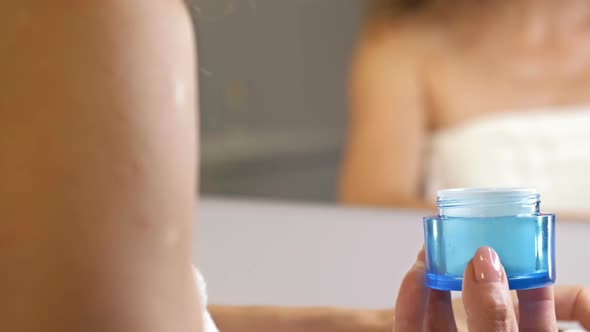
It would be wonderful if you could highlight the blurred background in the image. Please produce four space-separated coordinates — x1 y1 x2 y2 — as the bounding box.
189 0 590 214
192 0 362 202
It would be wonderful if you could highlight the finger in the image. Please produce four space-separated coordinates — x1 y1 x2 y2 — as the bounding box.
424 289 457 331
452 293 519 331
462 247 518 332
517 286 557 331
554 285 590 329
393 247 428 332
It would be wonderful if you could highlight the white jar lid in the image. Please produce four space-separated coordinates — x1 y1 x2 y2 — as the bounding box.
437 187 540 218
438 188 538 199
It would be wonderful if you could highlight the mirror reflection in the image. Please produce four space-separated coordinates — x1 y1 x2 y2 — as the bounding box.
196 0 590 218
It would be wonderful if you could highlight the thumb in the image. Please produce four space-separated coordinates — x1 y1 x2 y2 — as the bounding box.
462 247 518 332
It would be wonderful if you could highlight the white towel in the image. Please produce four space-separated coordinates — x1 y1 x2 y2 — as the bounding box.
193 267 219 332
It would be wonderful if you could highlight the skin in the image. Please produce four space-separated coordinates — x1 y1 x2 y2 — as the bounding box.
0 1 202 331
209 306 394 332
340 0 590 209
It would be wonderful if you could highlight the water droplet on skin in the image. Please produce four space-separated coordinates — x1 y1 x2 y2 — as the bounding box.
175 80 186 108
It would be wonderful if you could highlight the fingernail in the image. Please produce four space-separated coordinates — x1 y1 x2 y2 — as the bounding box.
472 247 503 283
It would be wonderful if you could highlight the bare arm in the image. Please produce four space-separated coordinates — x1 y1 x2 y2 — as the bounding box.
209 306 393 332
339 25 432 209
0 1 201 331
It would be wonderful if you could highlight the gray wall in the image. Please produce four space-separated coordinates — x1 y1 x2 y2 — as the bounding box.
191 1 364 202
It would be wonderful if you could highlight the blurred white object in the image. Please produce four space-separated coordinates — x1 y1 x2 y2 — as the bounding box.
193 267 219 332
427 108 590 212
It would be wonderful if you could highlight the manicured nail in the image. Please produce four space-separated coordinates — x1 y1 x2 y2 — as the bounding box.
473 247 503 283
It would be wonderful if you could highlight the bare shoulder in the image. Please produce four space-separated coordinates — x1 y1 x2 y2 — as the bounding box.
0 0 195 66
349 12 448 109
0 0 197 90
0 0 198 178
0 0 197 126
0 2 200 330
0 0 193 24
356 11 445 65
0 0 199 223
0 0 199 257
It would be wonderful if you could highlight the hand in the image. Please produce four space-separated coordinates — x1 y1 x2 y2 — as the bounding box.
394 246 590 331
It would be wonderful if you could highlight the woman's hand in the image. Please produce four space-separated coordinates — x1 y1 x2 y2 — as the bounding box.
394 247 590 331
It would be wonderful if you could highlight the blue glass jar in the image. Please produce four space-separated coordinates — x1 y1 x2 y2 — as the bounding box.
423 188 555 291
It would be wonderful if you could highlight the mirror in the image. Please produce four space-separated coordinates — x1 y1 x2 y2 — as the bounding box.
191 0 590 217
192 0 363 203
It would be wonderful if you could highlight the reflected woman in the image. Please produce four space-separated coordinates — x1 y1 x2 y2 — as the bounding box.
341 0 590 215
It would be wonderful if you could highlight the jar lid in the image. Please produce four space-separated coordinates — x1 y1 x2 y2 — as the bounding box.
437 187 540 217
437 188 538 199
